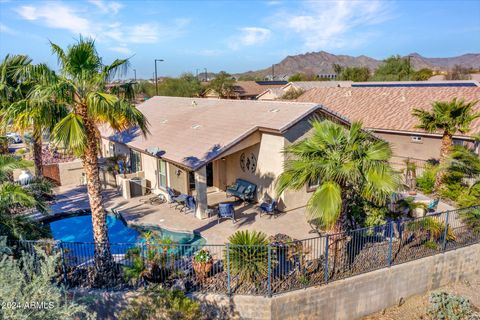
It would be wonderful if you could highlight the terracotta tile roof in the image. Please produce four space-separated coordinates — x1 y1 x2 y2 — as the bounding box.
296 87 480 137
101 97 323 170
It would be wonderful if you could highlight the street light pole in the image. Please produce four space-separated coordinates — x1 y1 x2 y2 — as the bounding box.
204 68 207 82
154 59 164 95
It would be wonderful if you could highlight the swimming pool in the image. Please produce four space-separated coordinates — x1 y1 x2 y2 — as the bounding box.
46 211 206 246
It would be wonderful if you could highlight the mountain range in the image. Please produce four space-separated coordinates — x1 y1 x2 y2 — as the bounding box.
236 51 480 79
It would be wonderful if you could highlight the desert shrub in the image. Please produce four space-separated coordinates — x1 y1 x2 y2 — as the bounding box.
123 232 176 285
459 207 480 234
428 291 477 320
118 287 201 320
225 230 269 284
0 212 51 241
363 204 388 227
0 238 94 320
406 217 456 249
416 164 439 194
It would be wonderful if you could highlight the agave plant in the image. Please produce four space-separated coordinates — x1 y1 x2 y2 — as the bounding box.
459 207 480 234
225 230 269 285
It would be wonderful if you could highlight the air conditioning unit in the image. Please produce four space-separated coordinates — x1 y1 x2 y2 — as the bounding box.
129 177 146 197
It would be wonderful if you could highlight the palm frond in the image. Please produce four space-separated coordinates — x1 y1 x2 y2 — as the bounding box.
51 113 87 156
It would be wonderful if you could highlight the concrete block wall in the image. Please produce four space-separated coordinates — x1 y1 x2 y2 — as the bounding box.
195 243 480 320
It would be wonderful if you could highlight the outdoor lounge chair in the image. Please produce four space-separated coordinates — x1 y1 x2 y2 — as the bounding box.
140 193 166 205
217 203 235 224
427 198 440 213
226 178 257 203
167 187 183 208
258 199 277 217
181 196 196 214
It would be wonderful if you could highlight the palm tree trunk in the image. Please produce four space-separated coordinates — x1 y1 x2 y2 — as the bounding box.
78 103 114 285
32 125 43 177
434 132 453 192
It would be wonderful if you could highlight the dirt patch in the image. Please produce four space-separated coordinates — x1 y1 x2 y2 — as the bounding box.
363 275 480 320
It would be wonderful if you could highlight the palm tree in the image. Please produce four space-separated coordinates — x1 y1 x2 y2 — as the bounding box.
412 98 480 190
1 61 66 177
30 38 149 282
276 120 399 233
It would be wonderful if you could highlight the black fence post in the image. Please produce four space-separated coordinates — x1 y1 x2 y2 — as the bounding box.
442 211 450 251
324 235 329 283
267 244 272 297
388 221 394 267
59 241 67 285
226 243 231 296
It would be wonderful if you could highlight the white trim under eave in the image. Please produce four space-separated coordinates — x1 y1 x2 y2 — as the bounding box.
367 128 477 141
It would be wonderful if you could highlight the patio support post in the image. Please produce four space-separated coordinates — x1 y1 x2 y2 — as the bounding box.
267 244 272 297
388 221 394 267
442 211 450 251
226 243 231 296
194 166 209 219
324 235 329 283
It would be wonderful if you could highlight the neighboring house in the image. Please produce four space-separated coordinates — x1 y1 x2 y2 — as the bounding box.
100 96 351 218
296 87 480 160
203 81 287 100
257 81 353 101
351 80 480 88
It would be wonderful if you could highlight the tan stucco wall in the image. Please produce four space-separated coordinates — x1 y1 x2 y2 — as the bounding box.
140 153 157 191
223 133 284 203
374 132 443 160
167 162 189 194
257 91 279 101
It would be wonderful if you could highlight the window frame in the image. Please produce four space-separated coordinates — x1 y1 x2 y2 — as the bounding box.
157 159 168 190
129 149 142 173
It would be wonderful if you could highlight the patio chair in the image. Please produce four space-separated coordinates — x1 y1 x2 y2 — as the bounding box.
427 198 440 213
258 199 277 217
140 193 166 205
217 203 236 224
181 196 196 214
167 187 181 207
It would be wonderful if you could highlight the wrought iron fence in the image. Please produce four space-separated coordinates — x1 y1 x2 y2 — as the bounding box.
8 206 480 297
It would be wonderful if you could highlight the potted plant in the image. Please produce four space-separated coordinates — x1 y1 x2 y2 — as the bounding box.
192 249 213 281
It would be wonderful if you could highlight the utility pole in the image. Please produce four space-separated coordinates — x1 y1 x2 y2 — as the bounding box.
204 68 208 82
154 59 164 96
196 68 199 81
133 69 137 81
272 64 275 81
407 55 413 79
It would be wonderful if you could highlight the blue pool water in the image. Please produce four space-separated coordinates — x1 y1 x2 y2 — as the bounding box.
47 212 206 246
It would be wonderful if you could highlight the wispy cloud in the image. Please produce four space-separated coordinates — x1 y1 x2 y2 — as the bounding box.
88 0 123 14
274 0 392 50
14 2 189 54
0 23 17 35
229 27 271 49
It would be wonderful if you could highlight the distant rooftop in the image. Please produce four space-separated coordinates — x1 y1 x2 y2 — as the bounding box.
296 87 480 137
351 80 480 88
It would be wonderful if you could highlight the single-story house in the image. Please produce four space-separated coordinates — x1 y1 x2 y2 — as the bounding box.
100 96 351 218
257 81 352 101
203 81 287 100
296 87 480 160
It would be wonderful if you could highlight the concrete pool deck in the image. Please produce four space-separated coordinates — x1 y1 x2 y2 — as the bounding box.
46 185 456 244
47 185 317 244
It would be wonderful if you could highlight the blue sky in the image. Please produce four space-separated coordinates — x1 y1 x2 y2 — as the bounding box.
1 0 479 78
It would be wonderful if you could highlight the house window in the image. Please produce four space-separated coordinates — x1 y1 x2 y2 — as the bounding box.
130 150 142 173
411 136 423 143
453 139 464 147
307 178 321 192
158 159 167 190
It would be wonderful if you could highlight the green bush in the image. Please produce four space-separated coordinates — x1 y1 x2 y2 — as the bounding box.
459 207 480 234
225 230 269 284
428 292 477 320
0 212 51 241
406 217 456 249
118 287 201 320
0 238 95 320
416 164 439 194
363 204 388 227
